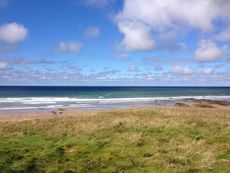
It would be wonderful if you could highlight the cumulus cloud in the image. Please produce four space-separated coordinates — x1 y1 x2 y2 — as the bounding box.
85 26 100 38
172 66 194 74
56 41 82 54
195 40 226 62
1 63 229 85
115 0 230 51
0 23 28 43
117 21 155 51
0 61 8 70
117 0 213 31
204 67 215 74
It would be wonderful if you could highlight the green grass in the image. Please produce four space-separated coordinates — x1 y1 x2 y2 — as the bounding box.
0 107 230 172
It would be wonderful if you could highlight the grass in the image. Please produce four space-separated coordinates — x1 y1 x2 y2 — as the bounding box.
0 107 230 172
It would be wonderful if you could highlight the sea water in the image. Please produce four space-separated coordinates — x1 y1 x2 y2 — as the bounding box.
0 86 229 112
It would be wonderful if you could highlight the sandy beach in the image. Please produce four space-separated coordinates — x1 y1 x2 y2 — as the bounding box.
1 98 229 122
0 109 96 122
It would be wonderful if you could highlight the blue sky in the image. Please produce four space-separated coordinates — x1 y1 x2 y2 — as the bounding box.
0 0 229 86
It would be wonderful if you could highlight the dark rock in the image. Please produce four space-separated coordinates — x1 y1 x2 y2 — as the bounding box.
175 103 190 107
183 98 230 106
52 111 57 115
58 108 66 111
194 104 215 108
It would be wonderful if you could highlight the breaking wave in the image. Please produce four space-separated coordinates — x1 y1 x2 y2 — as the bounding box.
0 95 230 111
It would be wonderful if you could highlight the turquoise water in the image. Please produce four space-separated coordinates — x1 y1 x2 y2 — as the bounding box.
0 86 229 111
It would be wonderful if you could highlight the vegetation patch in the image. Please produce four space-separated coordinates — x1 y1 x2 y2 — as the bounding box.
0 107 230 172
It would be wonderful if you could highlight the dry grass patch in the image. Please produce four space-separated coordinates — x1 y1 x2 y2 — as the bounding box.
0 107 229 172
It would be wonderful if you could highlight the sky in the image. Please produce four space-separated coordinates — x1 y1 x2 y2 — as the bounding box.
0 0 230 86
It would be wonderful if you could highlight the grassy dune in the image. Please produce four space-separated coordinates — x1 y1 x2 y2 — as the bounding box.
0 107 230 173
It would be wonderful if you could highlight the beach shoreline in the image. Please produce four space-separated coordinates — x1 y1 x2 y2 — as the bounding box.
0 98 230 122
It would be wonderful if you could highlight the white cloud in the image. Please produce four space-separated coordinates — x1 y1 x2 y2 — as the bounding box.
0 62 8 70
0 23 28 43
115 0 230 51
204 68 215 74
195 40 226 62
117 0 217 31
85 26 100 38
216 26 230 41
56 41 82 54
172 66 194 74
117 21 155 51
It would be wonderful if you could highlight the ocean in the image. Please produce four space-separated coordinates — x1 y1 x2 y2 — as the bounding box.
0 86 229 112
